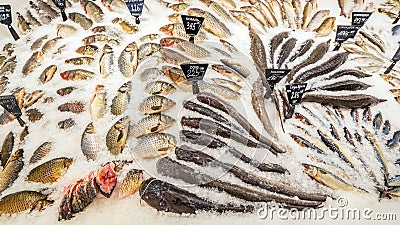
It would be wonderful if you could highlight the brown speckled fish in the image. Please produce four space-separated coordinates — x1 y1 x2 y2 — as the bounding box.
0 149 24 194
118 169 144 198
106 116 130 155
0 191 53 215
27 157 73 183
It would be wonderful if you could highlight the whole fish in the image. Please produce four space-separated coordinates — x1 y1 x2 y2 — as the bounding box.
310 80 371 92
106 116 130 155
37 0 58 18
17 13 31 34
328 69 372 79
57 24 77 38
294 52 349 83
76 45 99 56
211 64 245 82
31 35 48 50
119 169 143 198
139 95 176 115
163 65 188 85
129 114 176 138
302 94 386 108
57 87 76 96
27 157 73 183
338 0 353 18
302 0 317 28
24 90 45 108
363 127 389 183
112 18 138 34
118 42 138 78
200 0 233 22
281 0 296 29
159 23 208 41
229 10 265 34
289 39 314 62
220 59 250 78
92 26 122 38
81 123 100 161
26 108 43 123
167 2 189 12
211 78 242 92
99 44 114 78
26 10 41 27
0 149 24 194
269 0 284 26
251 79 276 137
39 65 57 84
83 34 119 45
58 118 76 130
240 6 268 27
1 132 13 167
0 191 53 215
315 17 336 37
188 8 231 38
81 0 104 23
134 133 176 158
140 67 163 82
140 34 159 43
160 37 211 58
138 43 161 61
269 32 289 65
68 12 93 30
29 142 52 164
22 51 44 76
198 82 241 100
111 81 131 116
65 57 94 66
90 85 106 122
60 69 95 80
373 112 383 131
292 0 302 28
145 81 176 95
160 48 196 65
305 10 330 32
58 102 85 113
276 37 297 68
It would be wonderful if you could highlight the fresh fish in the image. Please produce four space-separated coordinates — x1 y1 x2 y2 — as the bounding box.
138 43 161 60
106 116 130 155
251 79 276 137
140 68 163 82
160 37 211 58
139 95 176 115
198 81 241 100
294 52 349 83
92 25 122 38
145 81 176 95
26 10 41 27
24 90 45 108
111 81 131 116
31 35 48 51
302 94 386 108
81 0 104 23
118 169 143 198
129 114 176 138
57 24 77 38
0 57 16 76
101 0 128 12
200 0 233 22
269 32 289 65
168 3 189 12
76 45 99 56
25 108 43 123
37 0 58 18
240 6 268 27
315 17 336 37
290 133 326 154
134 133 176 158
22 51 44 76
211 64 245 82
140 34 159 43
57 87 76 96
27 157 73 183
220 59 251 78
229 10 265 34
328 69 372 79
167 13 181 22
292 0 302 28
343 127 355 146
118 42 138 78
329 124 340 141
281 0 296 29
0 191 53 215
162 66 191 90
188 8 231 38
302 0 317 28
58 118 76 130
289 39 314 62
42 37 62 54
160 48 196 65
310 80 371 92
305 10 330 31
363 127 389 183
276 37 297 68
58 102 85 113
382 120 391 135
1 132 13 167
65 57 94 65
90 85 106 122
82 34 118 45
359 30 385 53
338 0 353 18
81 123 100 161
211 78 242 92
68 12 93 30
111 18 138 34
39 65 57 84
386 131 400 148
29 142 52 164
0 76 7 95
269 0 284 26
0 149 24 194
17 13 31 34
99 44 114 78
373 112 383 131
60 69 95 80
159 23 208 41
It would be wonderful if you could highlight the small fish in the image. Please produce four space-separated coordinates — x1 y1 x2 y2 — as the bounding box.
112 18 138 34
58 118 76 130
31 35 48 51
118 42 138 78
57 87 76 96
22 51 44 76
140 68 163 82
81 0 104 23
0 76 7 95
0 191 54 216
134 133 176 158
27 157 73 183
386 130 400 148
211 64 245 82
159 37 211 58
359 30 385 53
373 112 383 131
139 95 176 115
343 127 355 146
75 45 99 56
0 149 24 194
26 108 43 123
90 85 106 122
305 10 330 32
145 81 176 95
159 23 208 41
65 57 94 65
188 8 231 38
140 34 159 43
68 12 93 30
138 43 161 60
81 123 100 161
39 65 57 84
29 142 52 164
128 114 176 139
106 116 130 155
42 37 62 54
58 102 85 114
314 17 336 37
37 0 58 18
167 13 181 22
211 78 242 92
57 24 77 38
60 69 95 80
160 48 196 65
17 13 31 34
82 34 118 45
382 120 391 135
363 127 389 182
362 107 372 122
26 10 41 27
118 169 144 198
111 81 131 116
1 132 13 167
24 90 45 108
99 44 114 78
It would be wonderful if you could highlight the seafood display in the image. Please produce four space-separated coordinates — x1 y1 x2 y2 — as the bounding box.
0 0 400 223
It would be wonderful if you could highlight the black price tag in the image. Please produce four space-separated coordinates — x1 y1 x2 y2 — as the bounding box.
181 15 204 43
286 83 307 106
52 0 67 21
124 0 144 24
352 12 372 27
333 25 360 51
266 69 290 89
0 95 25 126
384 45 400 74
180 64 208 94
394 11 400 24
0 5 19 41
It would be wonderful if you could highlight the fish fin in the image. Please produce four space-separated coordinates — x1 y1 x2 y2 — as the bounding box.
175 44 186 52
117 131 124 142
150 125 160 133
151 105 161 110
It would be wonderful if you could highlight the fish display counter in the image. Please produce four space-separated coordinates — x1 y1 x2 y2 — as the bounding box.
0 0 400 224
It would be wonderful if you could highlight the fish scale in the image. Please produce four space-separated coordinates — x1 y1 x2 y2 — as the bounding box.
29 142 52 164
139 95 176 115
129 114 176 138
106 116 130 155
160 37 211 58
138 43 161 61
188 8 231 38
27 157 73 183
118 42 138 78
0 149 24 194
145 81 176 95
1 132 13 167
81 123 100 161
134 133 177 158
0 191 53 215
118 169 144 198
111 81 131 116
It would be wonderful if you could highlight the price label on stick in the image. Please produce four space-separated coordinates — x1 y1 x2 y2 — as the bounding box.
124 0 144 24
181 15 204 43
0 95 25 126
52 0 67 21
180 64 208 94
333 25 360 51
384 45 400 74
394 11 400 24
266 69 291 89
352 12 372 27
284 83 307 119
0 5 19 41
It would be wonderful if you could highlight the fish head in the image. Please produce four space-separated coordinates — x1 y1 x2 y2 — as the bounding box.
95 162 117 198
162 97 176 108
64 158 74 168
302 163 318 177
85 122 95 133
60 71 70 80
160 115 176 127
168 13 181 22
120 81 132 92
102 44 113 53
159 38 176 47
166 134 177 147
131 169 144 183
159 24 174 36
34 198 55 211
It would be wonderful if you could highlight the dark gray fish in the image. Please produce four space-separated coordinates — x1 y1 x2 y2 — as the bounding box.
139 178 253 214
310 80 371 92
330 124 340 141
328 69 372 79
354 132 362 144
269 32 289 65
249 30 267 82
294 52 349 83
382 120 391 135
302 94 386 109
386 131 400 148
343 127 355 146
350 108 359 124
251 78 276 136
373 112 383 131
289 39 314 62
362 107 372 122
276 37 297 68
289 134 326 154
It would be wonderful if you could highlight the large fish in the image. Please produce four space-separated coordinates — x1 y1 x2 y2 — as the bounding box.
0 149 24 194
118 42 138 78
99 44 114 78
134 133 176 158
111 81 131 116
129 114 176 138
27 157 73 183
1 132 13 167
139 95 176 115
81 123 100 161
251 79 276 137
302 94 386 108
106 116 130 155
160 37 211 58
0 191 53 215
188 8 231 38
90 85 106 122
